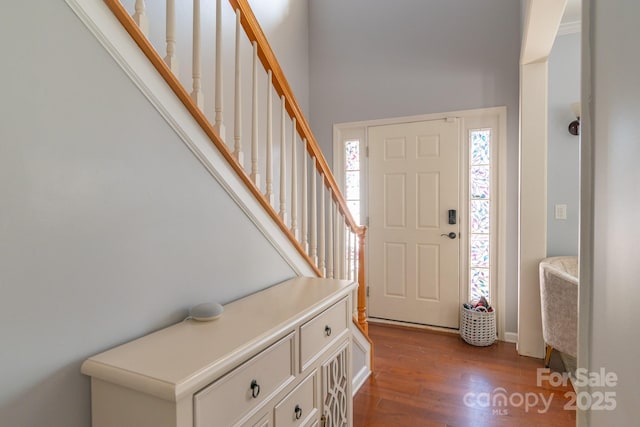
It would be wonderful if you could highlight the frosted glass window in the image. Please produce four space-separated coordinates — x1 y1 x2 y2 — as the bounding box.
469 129 492 302
470 234 490 268
470 165 490 199
344 139 362 280
344 140 361 225
471 130 491 165
345 171 360 200
470 200 490 234
345 140 360 171
470 268 490 303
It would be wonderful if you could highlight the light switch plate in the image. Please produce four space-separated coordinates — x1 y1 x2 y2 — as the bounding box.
555 204 567 220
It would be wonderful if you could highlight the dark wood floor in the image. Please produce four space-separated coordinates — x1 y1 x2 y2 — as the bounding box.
353 323 576 427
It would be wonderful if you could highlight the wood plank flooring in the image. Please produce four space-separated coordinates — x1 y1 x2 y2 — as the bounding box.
353 323 576 427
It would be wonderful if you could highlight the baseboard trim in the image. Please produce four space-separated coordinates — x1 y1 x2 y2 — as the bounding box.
369 318 519 344
504 332 518 343
368 318 460 336
352 365 371 396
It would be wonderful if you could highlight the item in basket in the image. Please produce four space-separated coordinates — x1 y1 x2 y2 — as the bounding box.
471 296 493 312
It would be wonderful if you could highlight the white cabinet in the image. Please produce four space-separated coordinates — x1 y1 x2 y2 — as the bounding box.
82 277 356 427
274 370 317 427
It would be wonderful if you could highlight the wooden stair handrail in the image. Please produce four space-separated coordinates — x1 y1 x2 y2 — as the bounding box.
228 0 363 237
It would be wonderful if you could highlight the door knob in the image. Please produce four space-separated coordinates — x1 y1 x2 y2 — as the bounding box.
440 232 457 239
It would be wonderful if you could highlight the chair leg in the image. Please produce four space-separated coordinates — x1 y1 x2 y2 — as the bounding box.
544 344 553 368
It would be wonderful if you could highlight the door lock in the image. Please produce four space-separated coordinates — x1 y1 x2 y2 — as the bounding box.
440 232 457 239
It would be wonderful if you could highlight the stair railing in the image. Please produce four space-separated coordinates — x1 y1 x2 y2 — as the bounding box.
104 0 370 337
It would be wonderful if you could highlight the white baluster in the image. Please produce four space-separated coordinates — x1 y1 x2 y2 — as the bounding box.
354 230 359 282
213 0 225 140
190 0 203 108
310 161 318 265
319 176 325 275
233 9 243 166
250 41 260 187
164 0 179 72
353 229 358 282
265 72 274 204
301 142 308 253
342 220 348 279
327 191 334 279
279 95 287 222
339 213 345 279
290 119 298 239
347 228 352 281
333 204 340 278
132 0 149 36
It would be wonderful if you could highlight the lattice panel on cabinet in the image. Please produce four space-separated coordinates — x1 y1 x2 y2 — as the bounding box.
321 345 349 427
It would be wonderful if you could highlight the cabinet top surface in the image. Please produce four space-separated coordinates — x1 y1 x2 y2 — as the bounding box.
81 277 355 400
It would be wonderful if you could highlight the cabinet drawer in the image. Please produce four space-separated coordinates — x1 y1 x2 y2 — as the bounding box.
300 298 348 371
275 370 317 427
194 333 295 427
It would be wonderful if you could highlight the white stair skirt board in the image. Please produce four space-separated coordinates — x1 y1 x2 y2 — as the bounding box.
64 0 316 277
351 323 372 396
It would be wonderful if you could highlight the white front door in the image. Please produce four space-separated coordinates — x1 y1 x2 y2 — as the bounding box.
368 119 461 328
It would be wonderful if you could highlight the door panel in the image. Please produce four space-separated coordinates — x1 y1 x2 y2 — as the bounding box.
369 119 460 328
417 244 439 301
417 172 439 228
384 242 407 297
384 174 406 227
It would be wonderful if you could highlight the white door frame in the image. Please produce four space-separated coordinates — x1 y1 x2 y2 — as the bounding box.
333 107 507 340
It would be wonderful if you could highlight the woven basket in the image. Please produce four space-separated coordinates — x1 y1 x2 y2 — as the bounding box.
460 305 496 346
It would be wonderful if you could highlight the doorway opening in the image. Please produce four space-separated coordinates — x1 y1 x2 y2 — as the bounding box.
334 107 507 338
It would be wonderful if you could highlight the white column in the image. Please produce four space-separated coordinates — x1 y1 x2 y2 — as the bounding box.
518 61 548 358
290 119 298 239
233 9 243 166
132 0 149 36
250 41 260 187
190 0 203 109
279 96 287 222
213 0 225 140
301 142 308 253
265 71 274 205
164 0 179 73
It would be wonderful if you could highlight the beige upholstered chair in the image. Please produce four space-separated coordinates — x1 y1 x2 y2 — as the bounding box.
539 256 578 367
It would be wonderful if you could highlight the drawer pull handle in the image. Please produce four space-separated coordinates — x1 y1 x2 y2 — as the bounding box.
325 325 332 337
294 404 303 420
250 380 260 398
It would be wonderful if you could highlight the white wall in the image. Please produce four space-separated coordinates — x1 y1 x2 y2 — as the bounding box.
0 1 296 426
308 0 521 333
547 33 580 256
583 0 640 424
248 0 309 115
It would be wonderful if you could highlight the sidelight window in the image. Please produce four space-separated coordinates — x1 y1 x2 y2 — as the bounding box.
469 129 492 302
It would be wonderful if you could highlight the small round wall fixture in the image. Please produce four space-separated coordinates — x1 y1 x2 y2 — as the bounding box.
568 119 580 136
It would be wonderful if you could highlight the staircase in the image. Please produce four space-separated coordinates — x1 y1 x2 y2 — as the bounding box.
69 0 372 371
